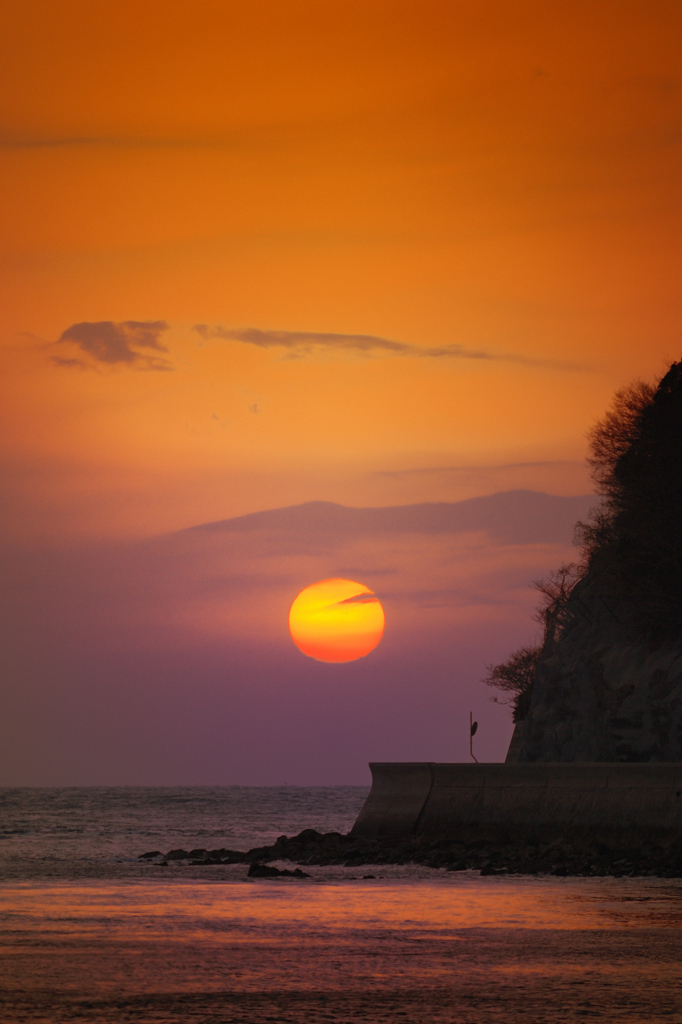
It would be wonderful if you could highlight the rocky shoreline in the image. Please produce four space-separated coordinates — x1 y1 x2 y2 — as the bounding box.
139 828 682 878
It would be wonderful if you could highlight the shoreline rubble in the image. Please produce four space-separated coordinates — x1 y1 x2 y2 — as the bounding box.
140 828 682 877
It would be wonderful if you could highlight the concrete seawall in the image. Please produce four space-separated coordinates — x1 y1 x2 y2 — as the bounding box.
351 763 682 845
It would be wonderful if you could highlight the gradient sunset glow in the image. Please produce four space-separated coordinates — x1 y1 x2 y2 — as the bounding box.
1 0 681 784
288 579 385 664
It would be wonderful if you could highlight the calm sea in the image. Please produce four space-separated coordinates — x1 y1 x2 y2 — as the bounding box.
0 786 369 881
1 787 681 1023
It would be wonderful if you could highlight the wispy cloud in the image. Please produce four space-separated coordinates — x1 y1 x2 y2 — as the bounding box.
339 592 381 605
49 320 585 373
193 324 582 369
194 324 416 355
54 321 172 371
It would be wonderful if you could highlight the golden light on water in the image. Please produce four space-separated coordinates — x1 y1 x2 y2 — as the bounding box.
288 578 385 663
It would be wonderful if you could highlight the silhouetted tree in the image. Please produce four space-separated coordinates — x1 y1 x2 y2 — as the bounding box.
577 360 682 643
531 562 583 652
575 377 656 562
483 645 541 722
484 563 581 719
483 360 682 718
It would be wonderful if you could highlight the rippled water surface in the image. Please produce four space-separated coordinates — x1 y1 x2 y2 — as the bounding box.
1 788 681 1023
0 786 369 879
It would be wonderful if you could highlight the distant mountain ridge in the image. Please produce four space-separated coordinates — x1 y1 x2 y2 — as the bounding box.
186 490 596 546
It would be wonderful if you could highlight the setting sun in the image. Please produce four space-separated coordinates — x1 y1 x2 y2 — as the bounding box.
288 579 385 664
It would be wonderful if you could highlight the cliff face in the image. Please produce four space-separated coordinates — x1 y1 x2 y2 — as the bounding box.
510 362 682 763
514 578 682 762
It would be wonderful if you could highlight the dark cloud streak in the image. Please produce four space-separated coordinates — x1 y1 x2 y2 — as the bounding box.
194 324 410 354
55 320 172 370
193 324 583 369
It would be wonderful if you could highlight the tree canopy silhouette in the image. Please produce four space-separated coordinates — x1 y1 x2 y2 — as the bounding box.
579 359 682 644
484 359 682 717
483 563 580 720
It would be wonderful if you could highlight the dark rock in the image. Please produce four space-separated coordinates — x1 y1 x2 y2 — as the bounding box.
188 848 207 859
248 862 282 877
247 845 278 862
152 826 682 880
139 851 162 859
247 862 310 878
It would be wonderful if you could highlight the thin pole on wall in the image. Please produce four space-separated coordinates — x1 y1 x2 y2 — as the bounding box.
470 712 478 763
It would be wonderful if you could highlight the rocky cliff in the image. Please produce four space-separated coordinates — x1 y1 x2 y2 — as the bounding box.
513 575 682 761
509 361 682 763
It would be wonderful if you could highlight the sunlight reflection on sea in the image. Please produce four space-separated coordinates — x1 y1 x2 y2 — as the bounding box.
1 788 681 1022
2 875 682 1022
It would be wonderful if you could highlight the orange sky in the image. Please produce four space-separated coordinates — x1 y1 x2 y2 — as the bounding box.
1 0 681 540
2 0 682 782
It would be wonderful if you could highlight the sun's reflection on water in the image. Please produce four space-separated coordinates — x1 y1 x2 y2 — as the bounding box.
1 876 681 1021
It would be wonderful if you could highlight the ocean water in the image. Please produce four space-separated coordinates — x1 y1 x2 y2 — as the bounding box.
0 786 369 881
1 788 682 1023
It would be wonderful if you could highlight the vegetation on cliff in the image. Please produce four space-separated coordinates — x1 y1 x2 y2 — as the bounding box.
483 564 579 721
485 359 682 718
580 360 682 645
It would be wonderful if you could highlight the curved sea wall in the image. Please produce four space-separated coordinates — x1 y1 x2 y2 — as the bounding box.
351 762 682 846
